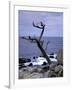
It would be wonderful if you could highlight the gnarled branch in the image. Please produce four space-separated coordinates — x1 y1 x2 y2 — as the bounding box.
32 21 45 41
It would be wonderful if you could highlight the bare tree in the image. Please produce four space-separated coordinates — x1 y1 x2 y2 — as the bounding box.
21 21 51 64
32 21 45 41
45 41 50 51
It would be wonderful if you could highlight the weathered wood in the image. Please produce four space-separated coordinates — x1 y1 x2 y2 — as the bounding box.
21 21 51 64
32 21 45 41
35 39 51 64
21 36 51 64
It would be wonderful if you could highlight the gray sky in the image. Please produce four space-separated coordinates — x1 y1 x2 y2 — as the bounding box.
19 10 63 37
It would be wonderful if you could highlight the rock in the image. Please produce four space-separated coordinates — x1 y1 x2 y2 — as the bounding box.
19 58 31 64
27 67 35 72
21 67 28 71
55 65 63 73
19 58 26 64
19 66 23 69
30 72 43 78
27 66 43 73
49 63 57 71
58 69 63 77
47 70 57 77
57 49 63 65
54 65 63 77
19 68 32 79
26 59 31 62
42 62 47 65
19 69 24 79
42 66 49 72
19 63 27 69
37 67 43 73
23 71 31 79
49 56 54 58
28 63 33 66
19 68 44 79
19 63 63 79
43 71 49 78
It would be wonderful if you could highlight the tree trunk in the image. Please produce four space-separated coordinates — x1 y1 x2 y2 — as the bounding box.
35 39 51 64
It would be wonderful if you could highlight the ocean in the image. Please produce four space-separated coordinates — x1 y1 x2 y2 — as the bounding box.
19 37 63 58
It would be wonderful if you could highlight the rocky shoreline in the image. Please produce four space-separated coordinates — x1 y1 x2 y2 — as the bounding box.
19 49 63 79
19 63 63 79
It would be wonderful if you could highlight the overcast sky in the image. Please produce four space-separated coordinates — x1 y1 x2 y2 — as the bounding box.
19 10 63 37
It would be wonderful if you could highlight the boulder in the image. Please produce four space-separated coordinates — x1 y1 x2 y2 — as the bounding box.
30 72 43 78
57 49 63 65
19 58 26 64
42 62 47 65
23 71 31 79
27 67 35 72
19 69 24 79
58 69 63 77
54 65 63 77
19 58 31 64
47 70 57 77
49 63 57 71
27 66 43 73
19 68 44 79
28 63 33 66
55 65 63 73
37 67 43 73
26 59 31 62
42 66 49 72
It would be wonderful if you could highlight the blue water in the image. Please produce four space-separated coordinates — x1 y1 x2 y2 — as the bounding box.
19 37 63 58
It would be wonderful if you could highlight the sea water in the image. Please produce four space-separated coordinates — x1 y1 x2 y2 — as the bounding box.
19 37 63 58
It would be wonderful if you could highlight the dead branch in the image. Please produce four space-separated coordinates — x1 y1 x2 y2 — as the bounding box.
45 41 50 51
21 36 51 64
32 21 45 41
33 21 43 29
21 21 51 64
21 36 36 43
